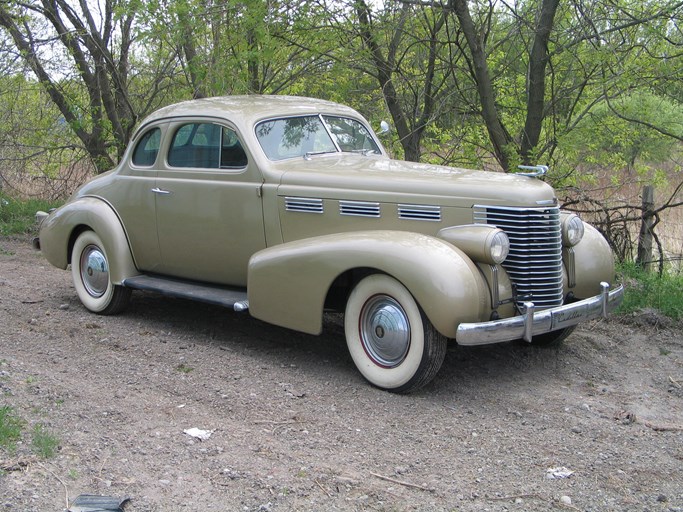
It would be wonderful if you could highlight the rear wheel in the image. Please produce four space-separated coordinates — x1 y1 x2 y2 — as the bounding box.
71 231 131 315
344 274 447 393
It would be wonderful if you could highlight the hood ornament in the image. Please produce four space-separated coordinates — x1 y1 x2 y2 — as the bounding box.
515 165 548 178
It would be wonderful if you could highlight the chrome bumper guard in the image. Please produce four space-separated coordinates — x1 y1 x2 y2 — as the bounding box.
456 282 624 346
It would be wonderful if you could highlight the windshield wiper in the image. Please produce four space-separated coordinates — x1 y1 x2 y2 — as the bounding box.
350 149 377 156
303 150 336 160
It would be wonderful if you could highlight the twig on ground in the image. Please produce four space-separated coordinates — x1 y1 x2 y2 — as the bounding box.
488 493 545 501
254 419 296 425
0 457 36 472
669 375 681 388
253 418 306 425
641 420 683 432
40 462 69 511
315 478 332 497
369 471 435 492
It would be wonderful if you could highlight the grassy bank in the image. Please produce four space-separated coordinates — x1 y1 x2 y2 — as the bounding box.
0 193 60 236
618 263 683 321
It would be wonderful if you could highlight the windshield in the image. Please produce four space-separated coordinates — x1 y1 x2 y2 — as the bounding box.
256 114 381 161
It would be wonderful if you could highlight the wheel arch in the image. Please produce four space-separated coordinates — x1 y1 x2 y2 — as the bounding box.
323 266 377 312
66 224 92 265
247 231 489 338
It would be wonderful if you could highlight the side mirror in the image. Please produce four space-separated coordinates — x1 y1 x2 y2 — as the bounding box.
377 120 390 135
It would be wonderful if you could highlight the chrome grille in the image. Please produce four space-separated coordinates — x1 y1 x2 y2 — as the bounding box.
474 205 563 309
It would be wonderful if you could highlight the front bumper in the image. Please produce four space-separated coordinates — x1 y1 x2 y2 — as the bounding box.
33 211 49 251
456 282 624 346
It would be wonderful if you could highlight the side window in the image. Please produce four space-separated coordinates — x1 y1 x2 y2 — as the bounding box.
131 127 161 166
221 127 248 168
168 123 247 169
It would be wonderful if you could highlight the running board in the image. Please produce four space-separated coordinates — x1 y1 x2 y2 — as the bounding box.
122 275 249 312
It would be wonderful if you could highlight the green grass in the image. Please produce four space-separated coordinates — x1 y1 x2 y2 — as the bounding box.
0 406 24 454
0 193 61 236
176 363 194 374
1 405 61 459
618 262 683 321
31 423 60 458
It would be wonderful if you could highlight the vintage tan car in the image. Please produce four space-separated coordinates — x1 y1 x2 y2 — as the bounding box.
36 95 623 393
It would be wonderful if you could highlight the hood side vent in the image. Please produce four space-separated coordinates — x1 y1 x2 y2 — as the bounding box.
398 204 442 222
339 200 381 218
285 197 324 214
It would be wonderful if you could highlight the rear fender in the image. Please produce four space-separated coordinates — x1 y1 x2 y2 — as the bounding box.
247 231 489 337
39 197 138 284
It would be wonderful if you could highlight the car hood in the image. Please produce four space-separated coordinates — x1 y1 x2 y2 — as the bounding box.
273 154 557 208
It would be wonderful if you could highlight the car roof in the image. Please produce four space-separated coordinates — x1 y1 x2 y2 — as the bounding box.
139 95 363 130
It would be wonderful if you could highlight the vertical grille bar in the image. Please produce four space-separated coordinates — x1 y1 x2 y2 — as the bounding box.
474 205 563 309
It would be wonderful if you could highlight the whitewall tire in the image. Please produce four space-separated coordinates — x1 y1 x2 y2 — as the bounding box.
71 231 131 315
344 274 447 393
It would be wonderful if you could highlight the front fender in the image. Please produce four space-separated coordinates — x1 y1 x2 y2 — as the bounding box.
565 223 616 299
39 196 138 285
247 231 489 338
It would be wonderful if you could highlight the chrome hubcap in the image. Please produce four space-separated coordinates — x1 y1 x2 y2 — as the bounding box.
359 295 410 368
80 245 109 298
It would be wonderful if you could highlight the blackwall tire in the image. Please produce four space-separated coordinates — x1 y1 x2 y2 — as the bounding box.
525 326 577 347
344 274 447 393
71 231 131 315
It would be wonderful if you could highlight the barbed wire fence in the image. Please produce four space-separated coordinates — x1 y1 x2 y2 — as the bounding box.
562 183 683 275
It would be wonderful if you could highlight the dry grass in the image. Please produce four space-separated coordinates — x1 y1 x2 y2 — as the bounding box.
0 161 95 201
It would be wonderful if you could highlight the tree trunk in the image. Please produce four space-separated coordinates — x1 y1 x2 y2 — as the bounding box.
520 0 560 165
451 0 513 171
355 0 423 162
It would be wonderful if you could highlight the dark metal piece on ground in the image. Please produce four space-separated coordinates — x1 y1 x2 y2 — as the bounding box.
68 494 130 512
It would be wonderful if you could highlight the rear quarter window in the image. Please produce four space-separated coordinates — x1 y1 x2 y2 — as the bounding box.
131 128 161 167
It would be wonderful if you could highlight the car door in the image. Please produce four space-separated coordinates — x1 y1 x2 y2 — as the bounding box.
112 125 163 272
153 120 266 286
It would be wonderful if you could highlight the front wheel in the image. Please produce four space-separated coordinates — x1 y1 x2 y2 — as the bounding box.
344 274 447 393
524 326 576 347
71 230 131 315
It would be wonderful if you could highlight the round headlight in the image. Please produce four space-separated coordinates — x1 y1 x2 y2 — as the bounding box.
562 214 584 247
489 230 510 264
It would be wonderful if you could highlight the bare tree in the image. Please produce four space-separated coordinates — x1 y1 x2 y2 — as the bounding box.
349 0 455 161
1 1 131 170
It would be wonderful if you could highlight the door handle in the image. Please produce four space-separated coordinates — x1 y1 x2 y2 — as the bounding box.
151 187 172 195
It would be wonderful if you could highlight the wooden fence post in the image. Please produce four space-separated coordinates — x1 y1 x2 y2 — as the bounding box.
636 185 655 271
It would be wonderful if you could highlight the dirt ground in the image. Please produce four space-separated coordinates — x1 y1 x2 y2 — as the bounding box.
1 235 682 512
